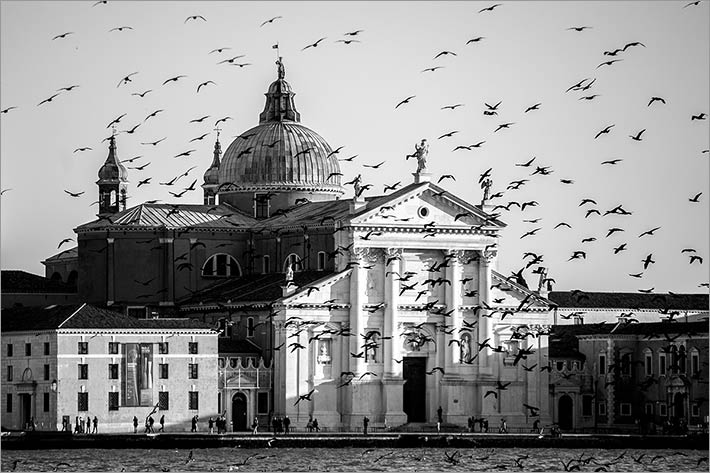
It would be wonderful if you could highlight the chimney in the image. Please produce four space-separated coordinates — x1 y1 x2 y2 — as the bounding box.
350 195 367 213
281 282 297 297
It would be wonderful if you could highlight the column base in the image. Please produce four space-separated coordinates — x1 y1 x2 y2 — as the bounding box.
382 376 408 427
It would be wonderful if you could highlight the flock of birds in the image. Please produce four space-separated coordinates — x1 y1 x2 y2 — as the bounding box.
1 1 708 298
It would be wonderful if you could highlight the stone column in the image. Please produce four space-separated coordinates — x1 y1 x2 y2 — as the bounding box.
349 248 367 375
446 251 463 367
477 249 496 372
384 248 402 377
106 238 115 304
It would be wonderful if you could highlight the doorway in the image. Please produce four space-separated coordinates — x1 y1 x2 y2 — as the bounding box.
558 395 573 430
403 357 426 422
19 394 32 430
232 392 248 431
673 392 685 420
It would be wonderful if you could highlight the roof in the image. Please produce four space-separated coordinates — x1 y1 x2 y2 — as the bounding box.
42 246 78 264
219 338 262 355
550 320 708 338
548 291 709 311
1 303 214 332
178 271 333 308
75 202 256 231
1 270 77 294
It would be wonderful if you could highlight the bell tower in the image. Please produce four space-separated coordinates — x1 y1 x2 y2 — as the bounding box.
96 130 128 216
202 128 222 205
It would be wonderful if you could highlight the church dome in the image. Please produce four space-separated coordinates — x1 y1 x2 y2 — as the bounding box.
97 134 128 183
217 58 343 196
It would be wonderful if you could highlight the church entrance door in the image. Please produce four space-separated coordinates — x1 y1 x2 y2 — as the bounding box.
558 395 573 431
19 394 32 430
403 357 426 422
232 393 248 431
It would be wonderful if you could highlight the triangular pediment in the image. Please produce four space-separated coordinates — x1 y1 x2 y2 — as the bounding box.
280 269 352 306
351 182 504 230
490 270 551 311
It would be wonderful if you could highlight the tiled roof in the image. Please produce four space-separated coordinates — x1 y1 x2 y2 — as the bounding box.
551 321 708 337
218 338 262 355
75 203 256 231
1 270 77 294
548 291 709 311
1 303 214 332
178 271 333 307
42 246 78 263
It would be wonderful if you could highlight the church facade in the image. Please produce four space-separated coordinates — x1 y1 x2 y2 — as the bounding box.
41 59 557 431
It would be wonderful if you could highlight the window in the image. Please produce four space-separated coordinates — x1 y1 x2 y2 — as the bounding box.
263 255 270 274
78 392 88 412
159 342 169 355
254 193 270 219
556 361 565 371
247 317 255 338
620 403 632 416
692 404 700 417
189 342 198 354
44 364 50 381
202 254 241 277
582 395 593 416
598 402 607 416
127 307 146 318
678 346 686 373
43 393 50 412
644 352 653 376
25 343 31 356
109 342 119 354
317 251 326 271
159 364 169 379
257 392 269 414
599 354 606 375
108 364 119 380
189 364 198 379
659 353 667 376
7 365 13 381
691 350 700 374
645 403 654 416
78 342 88 354
6 394 12 413
108 392 119 411
283 253 303 273
44 342 50 356
7 344 13 357
620 353 631 375
188 391 199 410
78 364 88 380
159 391 169 411
659 403 667 416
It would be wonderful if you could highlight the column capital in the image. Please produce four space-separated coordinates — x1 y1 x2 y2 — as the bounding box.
106 238 115 244
481 249 497 263
159 238 174 244
384 247 403 260
353 247 383 263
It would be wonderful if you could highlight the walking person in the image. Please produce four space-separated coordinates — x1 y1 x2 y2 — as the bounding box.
251 416 259 435
532 419 540 434
92 416 98 434
284 415 291 434
133 416 139 434
437 405 443 434
499 418 508 434
209 417 215 434
159 414 165 432
363 416 369 435
312 418 320 432
148 415 155 433
191 415 198 433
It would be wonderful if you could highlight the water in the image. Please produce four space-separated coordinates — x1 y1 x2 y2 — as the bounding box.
2 447 707 471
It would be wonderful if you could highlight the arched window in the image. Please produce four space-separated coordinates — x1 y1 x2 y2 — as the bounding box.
202 254 242 278
644 348 653 376
678 345 686 373
317 251 326 271
66 270 78 286
50 272 63 283
670 345 679 373
690 348 700 375
110 190 117 206
620 353 631 375
283 253 303 273
263 255 270 274
247 317 255 338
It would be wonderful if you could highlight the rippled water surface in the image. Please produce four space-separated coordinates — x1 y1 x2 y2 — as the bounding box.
2 447 708 471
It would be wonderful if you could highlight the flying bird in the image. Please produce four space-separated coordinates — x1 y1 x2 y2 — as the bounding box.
525 103 541 112
422 66 445 72
689 192 702 202
52 32 74 40
597 59 623 68
594 124 615 139
209 47 231 54
162 75 187 85
344 30 364 36
260 16 282 27
434 51 457 59
567 26 592 31
629 129 646 141
132 90 152 98
648 96 666 106
1 106 18 114
466 36 485 44
117 72 138 87
185 15 206 23
37 93 61 106
494 122 514 133
64 190 84 198
109 26 133 32
395 96 415 109
73 147 92 153
302 38 327 50
691 113 707 120
479 3 502 13
197 81 216 93
141 137 167 146
441 104 464 110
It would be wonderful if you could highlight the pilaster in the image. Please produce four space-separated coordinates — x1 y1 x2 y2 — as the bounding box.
384 248 402 377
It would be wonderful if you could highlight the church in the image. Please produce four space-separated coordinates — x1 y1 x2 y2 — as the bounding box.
40 58 557 431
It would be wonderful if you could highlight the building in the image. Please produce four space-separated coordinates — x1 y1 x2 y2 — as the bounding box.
1 270 78 309
1 303 218 432
32 58 573 431
547 289 709 432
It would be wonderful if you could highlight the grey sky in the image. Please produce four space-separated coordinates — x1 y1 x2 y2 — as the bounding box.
1 1 708 292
